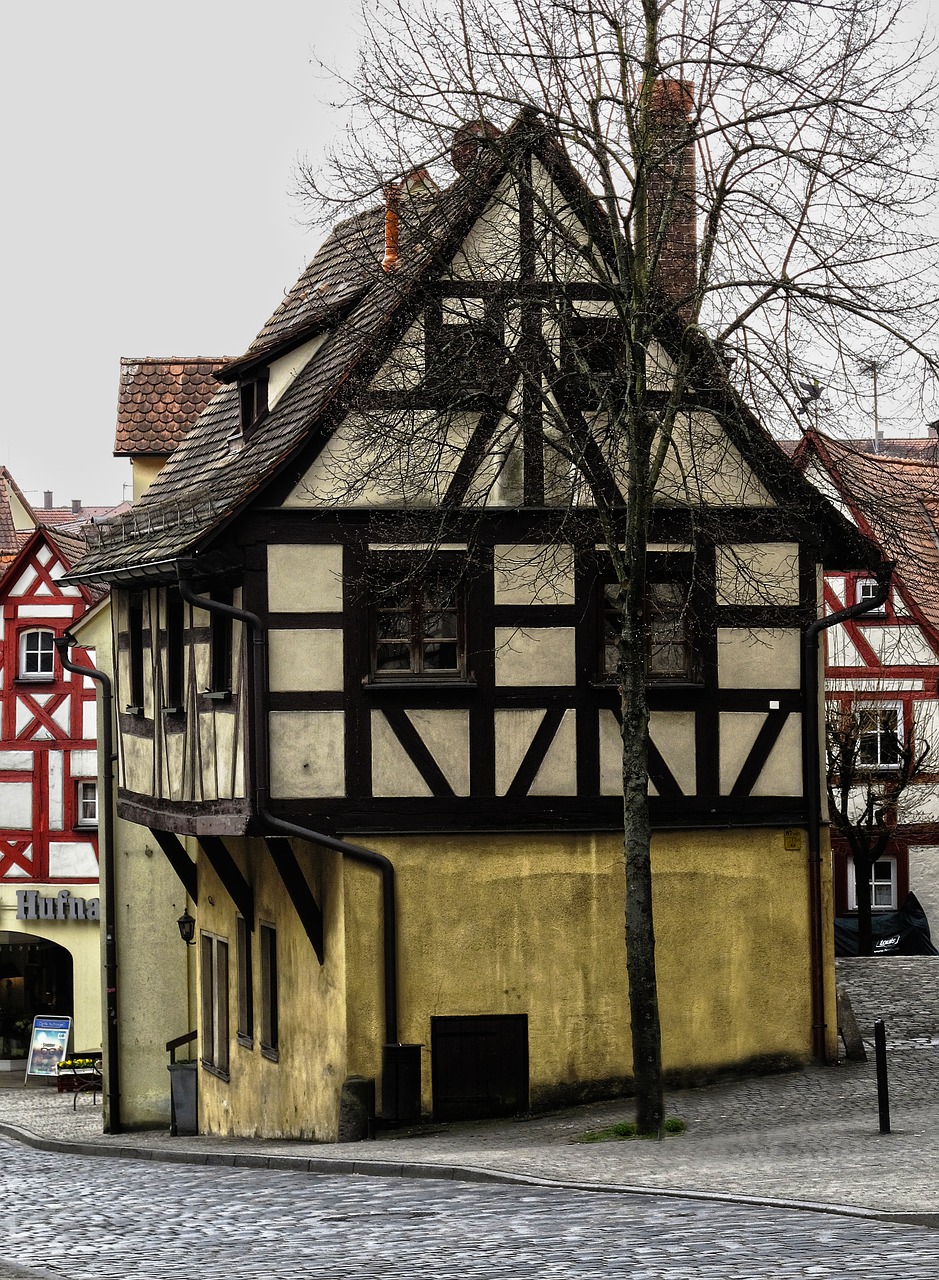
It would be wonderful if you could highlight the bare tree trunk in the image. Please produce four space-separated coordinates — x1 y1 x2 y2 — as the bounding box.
855 855 875 956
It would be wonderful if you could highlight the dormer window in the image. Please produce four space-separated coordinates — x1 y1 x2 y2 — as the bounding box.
239 368 269 437
857 577 887 615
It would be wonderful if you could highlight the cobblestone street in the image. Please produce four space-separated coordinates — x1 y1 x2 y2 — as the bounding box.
1 1137 938 1280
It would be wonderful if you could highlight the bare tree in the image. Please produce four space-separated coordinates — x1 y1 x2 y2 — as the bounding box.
296 0 939 1134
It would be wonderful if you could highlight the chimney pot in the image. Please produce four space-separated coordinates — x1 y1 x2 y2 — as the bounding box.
43 491 53 509
382 183 400 274
71 499 81 515
647 78 697 322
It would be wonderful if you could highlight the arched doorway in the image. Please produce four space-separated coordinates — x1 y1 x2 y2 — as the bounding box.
0 932 74 1066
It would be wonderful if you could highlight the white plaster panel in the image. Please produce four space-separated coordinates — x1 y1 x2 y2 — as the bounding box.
404 709 470 796
599 709 623 796
750 714 803 797
493 545 576 605
48 843 99 878
69 747 97 778
267 545 343 613
653 412 775 507
865 626 937 667
47 752 64 830
0 782 32 829
371 712 432 797
82 701 97 740
269 629 344 692
269 711 345 799
8 568 35 595
0 752 31 771
495 709 545 795
52 699 71 734
716 543 801 607
18 605 72 618
825 627 869 669
529 709 578 796
650 711 696 796
717 628 801 689
909 845 939 934
36 545 53 566
3 860 30 878
719 712 766 795
121 734 153 796
494 627 576 686
163 729 185 801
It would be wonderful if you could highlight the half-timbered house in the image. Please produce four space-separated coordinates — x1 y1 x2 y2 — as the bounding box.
0 479 107 1063
66 114 874 1138
796 430 939 931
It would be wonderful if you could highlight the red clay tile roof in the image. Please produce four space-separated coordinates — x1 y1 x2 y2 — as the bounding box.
797 431 939 631
0 467 37 564
114 358 228 457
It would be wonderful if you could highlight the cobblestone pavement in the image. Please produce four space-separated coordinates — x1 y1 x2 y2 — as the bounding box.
1 1138 938 1280
2 1046 938 1220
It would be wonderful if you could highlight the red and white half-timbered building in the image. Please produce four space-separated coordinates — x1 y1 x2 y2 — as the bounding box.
797 431 939 929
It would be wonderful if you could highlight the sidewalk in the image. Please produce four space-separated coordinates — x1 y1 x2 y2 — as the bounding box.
2 1046 937 1226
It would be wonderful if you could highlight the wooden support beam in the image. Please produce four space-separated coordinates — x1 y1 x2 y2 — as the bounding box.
149 829 198 903
264 837 324 964
197 835 254 929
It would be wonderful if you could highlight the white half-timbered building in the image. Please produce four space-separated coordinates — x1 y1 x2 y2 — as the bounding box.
68 111 875 1138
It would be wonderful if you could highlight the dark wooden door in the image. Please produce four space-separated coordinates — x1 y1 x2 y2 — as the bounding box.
431 1014 528 1121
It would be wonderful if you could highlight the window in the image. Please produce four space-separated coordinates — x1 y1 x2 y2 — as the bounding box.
127 592 145 712
166 589 184 711
848 856 898 911
371 556 466 679
19 629 55 681
259 923 278 1059
76 781 98 828
425 298 504 393
236 915 253 1047
210 590 233 695
857 706 902 769
602 576 698 682
239 368 269 436
857 577 887 615
200 931 230 1077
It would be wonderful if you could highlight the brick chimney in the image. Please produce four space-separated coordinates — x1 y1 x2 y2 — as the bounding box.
647 79 697 322
43 491 53 509
382 184 400 274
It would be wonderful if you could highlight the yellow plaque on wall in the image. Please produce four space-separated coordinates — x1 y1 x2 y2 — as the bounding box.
783 829 803 852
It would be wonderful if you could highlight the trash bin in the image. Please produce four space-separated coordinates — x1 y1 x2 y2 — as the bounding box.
168 1061 198 1136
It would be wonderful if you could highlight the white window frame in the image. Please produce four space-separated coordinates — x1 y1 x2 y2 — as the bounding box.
856 577 887 615
856 703 903 770
18 628 56 681
847 855 898 911
76 780 98 828
200 931 230 1078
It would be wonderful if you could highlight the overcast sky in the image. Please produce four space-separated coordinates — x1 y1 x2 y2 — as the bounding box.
1 2 357 507
2 2 936 509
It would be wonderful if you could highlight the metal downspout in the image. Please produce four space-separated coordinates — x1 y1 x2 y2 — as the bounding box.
176 567 399 1044
54 633 122 1133
803 561 893 1059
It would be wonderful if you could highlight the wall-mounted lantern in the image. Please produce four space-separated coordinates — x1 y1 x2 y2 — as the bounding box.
177 911 196 946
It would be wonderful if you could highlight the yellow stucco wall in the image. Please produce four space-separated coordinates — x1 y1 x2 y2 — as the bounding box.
185 824 833 1139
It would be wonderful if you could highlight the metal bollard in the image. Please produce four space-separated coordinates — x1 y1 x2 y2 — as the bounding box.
874 1018 890 1134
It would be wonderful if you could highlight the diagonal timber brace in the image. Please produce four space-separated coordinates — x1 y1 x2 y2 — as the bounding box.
197 836 254 929
150 829 198 903
264 837 324 964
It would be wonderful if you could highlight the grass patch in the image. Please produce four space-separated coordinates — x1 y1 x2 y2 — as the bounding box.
576 1116 686 1142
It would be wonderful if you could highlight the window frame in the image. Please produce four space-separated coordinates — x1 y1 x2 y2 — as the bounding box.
847 854 898 912
239 367 269 437
259 922 278 1061
855 703 903 771
75 780 98 829
127 592 145 713
369 553 468 682
856 576 888 617
200 931 230 1079
209 589 234 697
18 628 56 682
165 588 185 713
236 915 253 1048
424 296 506 396
600 561 701 685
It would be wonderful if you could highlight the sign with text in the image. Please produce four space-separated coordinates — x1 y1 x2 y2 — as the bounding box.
25 1016 71 1078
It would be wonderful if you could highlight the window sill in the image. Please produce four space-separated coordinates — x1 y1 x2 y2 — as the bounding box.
200 1061 230 1082
162 706 185 717
590 679 705 691
15 675 55 685
74 824 98 832
203 690 232 703
237 1033 254 1050
124 705 144 716
260 1044 280 1063
364 679 477 692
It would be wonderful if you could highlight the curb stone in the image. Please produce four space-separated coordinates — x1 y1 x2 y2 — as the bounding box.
0 1118 935 1231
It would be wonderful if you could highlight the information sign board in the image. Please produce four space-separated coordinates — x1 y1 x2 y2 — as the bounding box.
25 1016 72 1078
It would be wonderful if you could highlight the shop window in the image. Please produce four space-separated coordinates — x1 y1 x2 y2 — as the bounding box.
857 706 901 769
371 554 466 679
76 781 98 828
602 575 698 682
19 629 55 681
259 923 278 1060
236 915 253 1047
848 856 898 911
200 932 230 1078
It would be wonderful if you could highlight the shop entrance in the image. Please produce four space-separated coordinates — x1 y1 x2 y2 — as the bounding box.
0 932 73 1065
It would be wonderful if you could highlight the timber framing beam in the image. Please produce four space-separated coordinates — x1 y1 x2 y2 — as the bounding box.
149 829 198 903
197 836 254 929
264 837 325 964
